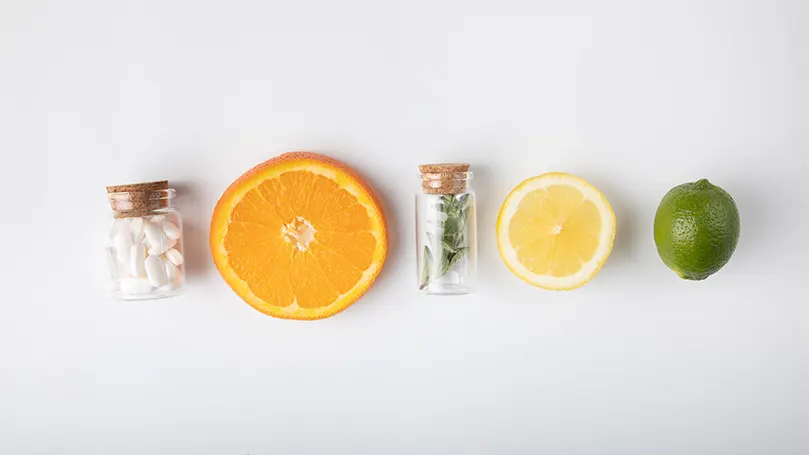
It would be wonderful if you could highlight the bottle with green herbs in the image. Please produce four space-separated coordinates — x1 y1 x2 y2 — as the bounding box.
417 163 477 294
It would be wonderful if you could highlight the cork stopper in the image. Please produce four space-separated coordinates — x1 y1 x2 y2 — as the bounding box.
419 163 471 194
106 180 171 218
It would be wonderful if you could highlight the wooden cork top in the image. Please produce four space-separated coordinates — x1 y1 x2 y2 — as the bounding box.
106 180 168 194
419 163 472 195
107 180 171 217
418 163 470 174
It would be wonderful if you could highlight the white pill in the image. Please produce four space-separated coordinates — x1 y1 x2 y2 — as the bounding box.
160 260 184 292
119 277 153 295
165 260 180 283
144 221 162 244
165 248 184 266
148 234 176 256
109 218 129 244
162 221 181 240
150 214 166 223
144 255 168 287
105 247 119 279
112 230 132 265
130 217 145 243
144 222 162 246
129 244 146 277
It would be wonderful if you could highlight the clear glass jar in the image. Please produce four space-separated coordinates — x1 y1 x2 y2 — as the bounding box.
105 181 186 300
416 164 477 294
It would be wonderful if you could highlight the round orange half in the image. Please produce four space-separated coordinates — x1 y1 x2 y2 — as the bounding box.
210 152 387 320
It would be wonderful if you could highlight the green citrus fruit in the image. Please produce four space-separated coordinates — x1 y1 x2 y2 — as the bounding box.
654 179 740 280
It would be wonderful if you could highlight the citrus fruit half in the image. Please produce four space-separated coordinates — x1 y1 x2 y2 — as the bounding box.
496 172 615 290
210 152 387 319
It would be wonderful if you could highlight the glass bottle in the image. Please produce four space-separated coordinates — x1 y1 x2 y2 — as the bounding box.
416 163 477 294
105 181 186 300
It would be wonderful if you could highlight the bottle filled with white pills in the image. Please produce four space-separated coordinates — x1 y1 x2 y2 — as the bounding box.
105 181 186 300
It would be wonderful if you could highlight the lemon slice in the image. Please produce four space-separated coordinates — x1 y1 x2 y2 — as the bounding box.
496 173 615 290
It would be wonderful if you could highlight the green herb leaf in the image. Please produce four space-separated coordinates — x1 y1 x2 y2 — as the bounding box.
420 246 433 289
439 248 467 276
426 232 435 246
443 216 461 236
421 193 473 288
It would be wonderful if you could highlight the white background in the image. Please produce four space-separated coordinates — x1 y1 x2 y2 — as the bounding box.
1 0 807 453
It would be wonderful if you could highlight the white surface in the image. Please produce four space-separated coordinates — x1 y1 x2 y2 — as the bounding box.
1 0 807 453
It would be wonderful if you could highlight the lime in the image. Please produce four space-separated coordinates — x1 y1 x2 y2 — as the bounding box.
654 179 740 280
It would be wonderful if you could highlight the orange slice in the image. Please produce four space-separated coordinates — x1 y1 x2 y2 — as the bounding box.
210 152 387 320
